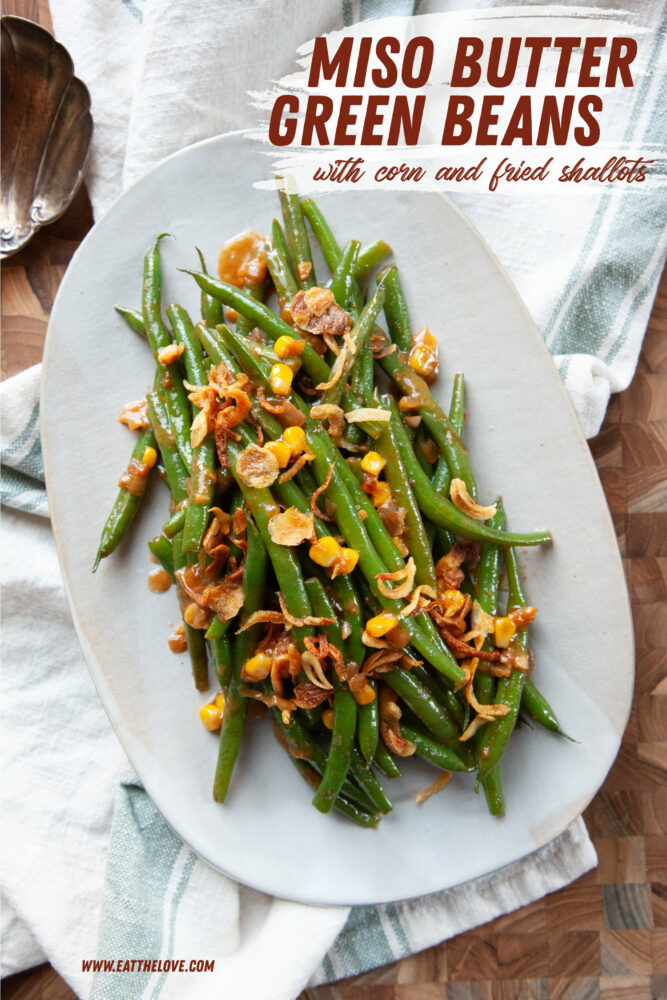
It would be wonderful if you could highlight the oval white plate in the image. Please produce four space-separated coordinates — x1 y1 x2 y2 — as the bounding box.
41 131 633 906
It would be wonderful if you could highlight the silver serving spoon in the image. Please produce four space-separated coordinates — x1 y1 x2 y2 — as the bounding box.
1 16 93 258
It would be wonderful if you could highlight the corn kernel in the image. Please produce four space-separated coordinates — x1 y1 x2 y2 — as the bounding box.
335 547 359 575
322 707 335 729
215 693 226 711
443 589 465 614
242 652 273 681
282 425 306 457
355 682 376 706
371 481 392 508
366 611 399 638
494 617 517 648
184 601 209 629
141 446 158 468
408 345 438 379
264 440 291 468
309 536 341 568
361 451 386 477
274 335 305 359
269 363 293 396
413 327 437 350
199 703 222 731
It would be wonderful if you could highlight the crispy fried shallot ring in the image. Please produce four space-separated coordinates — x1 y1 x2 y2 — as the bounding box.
376 558 416 600
449 479 498 521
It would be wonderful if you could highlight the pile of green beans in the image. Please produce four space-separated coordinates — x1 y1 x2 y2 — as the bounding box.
95 184 567 827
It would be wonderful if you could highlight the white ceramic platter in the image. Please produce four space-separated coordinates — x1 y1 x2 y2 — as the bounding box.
41 131 633 906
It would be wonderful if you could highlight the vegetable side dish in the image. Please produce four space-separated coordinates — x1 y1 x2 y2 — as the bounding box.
95 184 568 827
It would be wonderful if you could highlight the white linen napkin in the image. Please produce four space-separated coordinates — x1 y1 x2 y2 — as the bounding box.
3 0 664 996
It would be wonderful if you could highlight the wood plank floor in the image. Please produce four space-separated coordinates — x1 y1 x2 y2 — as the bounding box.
1 4 665 996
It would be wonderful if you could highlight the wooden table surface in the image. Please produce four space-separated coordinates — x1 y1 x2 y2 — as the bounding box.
2 5 666 1000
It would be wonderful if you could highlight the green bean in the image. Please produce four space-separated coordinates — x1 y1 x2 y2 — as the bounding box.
279 185 316 288
195 248 224 329
477 544 530 781
376 417 437 590
387 400 551 547
236 274 266 336
355 240 392 277
162 507 185 539
272 708 378 812
142 236 193 468
401 725 474 773
411 663 466 729
378 265 412 352
449 373 465 436
148 534 175 579
473 503 506 816
481 765 505 816
166 304 216 553
300 198 341 270
351 340 374 407
319 285 385 409
205 617 230 641
265 245 298 302
374 738 402 778
227 442 314 651
213 515 267 802
290 758 379 827
329 240 360 310
93 426 157 571
304 578 358 814
146 391 188 504
210 631 232 689
349 748 392 814
522 680 574 740
114 305 145 336
271 219 296 274
384 668 465 751
432 373 465 493
358 683 379 763
171 532 209 690
414 424 436 477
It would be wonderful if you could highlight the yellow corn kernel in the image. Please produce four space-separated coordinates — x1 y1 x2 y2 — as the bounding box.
282 425 306 457
184 602 204 628
408 345 439 378
413 327 437 350
215 693 226 711
494 617 517 648
199 703 222 731
269 363 293 397
366 611 399 638
264 440 291 468
371 481 392 508
322 707 335 729
355 682 376 706
243 652 273 681
335 547 359 575
141 446 158 468
309 536 341 568
443 589 465 614
274 335 305 359
361 451 386 477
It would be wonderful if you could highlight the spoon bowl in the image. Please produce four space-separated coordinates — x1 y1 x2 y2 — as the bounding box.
1 16 92 258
